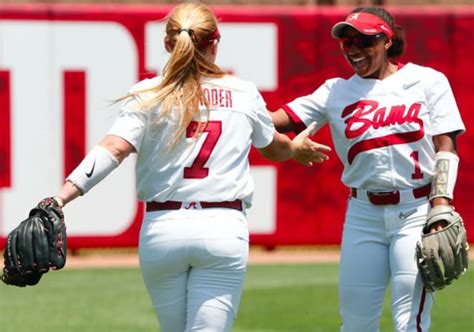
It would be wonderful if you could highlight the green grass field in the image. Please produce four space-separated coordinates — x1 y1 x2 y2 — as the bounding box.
0 262 473 331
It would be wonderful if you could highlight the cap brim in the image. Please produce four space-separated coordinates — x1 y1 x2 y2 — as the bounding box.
331 21 381 38
331 22 352 38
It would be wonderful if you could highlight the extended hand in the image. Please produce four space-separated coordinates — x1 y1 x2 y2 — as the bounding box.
291 122 331 166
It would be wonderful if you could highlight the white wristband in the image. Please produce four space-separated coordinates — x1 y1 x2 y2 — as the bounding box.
429 151 459 201
66 145 119 194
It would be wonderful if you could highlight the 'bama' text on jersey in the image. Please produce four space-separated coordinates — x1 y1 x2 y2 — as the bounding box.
342 100 424 164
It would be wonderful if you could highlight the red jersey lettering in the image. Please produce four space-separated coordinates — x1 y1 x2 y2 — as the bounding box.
342 100 424 164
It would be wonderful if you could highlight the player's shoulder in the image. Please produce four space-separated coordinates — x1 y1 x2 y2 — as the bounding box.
324 77 349 88
401 63 448 82
129 76 162 94
205 75 258 93
119 77 162 113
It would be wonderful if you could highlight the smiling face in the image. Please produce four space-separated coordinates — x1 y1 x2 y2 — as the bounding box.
339 27 393 79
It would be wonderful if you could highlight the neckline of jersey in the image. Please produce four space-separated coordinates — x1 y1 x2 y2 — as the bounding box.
353 62 411 85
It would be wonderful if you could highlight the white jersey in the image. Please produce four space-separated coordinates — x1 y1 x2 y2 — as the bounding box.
108 75 275 206
284 62 465 190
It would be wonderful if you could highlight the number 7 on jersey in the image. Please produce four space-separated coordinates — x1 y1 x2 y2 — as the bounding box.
184 121 222 179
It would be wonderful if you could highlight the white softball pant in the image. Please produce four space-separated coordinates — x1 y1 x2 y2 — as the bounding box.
339 197 433 332
139 208 249 332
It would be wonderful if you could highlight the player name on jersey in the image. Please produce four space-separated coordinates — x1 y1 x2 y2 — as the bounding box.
201 87 233 108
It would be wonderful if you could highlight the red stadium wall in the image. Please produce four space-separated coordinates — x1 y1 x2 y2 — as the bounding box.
0 4 473 248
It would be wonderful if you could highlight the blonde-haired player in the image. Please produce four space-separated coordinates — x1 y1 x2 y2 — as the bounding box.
50 2 330 331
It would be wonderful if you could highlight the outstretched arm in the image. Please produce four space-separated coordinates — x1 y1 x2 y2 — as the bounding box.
257 122 331 166
55 135 135 207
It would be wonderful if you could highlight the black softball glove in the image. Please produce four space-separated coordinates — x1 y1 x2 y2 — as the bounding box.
2 197 67 287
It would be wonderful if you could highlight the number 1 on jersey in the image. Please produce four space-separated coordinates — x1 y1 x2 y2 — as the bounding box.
184 121 222 179
410 150 424 180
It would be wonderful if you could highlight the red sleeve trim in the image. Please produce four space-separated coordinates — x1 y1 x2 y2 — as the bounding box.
281 104 307 134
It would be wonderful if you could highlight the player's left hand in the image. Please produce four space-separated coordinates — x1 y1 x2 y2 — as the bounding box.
1 197 67 287
416 205 469 292
291 122 332 166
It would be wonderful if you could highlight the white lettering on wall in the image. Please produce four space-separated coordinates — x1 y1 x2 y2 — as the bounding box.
0 21 137 235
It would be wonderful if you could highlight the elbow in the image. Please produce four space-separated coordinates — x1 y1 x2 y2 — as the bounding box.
107 146 130 163
433 132 459 154
99 135 135 163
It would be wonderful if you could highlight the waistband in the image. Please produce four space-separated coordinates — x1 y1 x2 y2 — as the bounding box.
350 183 431 205
146 200 243 212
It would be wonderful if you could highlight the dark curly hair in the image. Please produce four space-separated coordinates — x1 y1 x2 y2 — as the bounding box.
352 7 406 60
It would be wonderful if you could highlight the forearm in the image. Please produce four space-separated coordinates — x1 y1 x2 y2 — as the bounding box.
258 132 294 162
430 133 460 207
55 181 82 208
258 123 330 166
56 135 134 207
66 145 120 195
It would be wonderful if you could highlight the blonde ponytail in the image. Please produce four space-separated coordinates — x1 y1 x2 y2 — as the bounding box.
127 2 225 148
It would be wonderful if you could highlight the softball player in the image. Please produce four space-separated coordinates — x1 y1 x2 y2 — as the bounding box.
50 3 330 331
271 7 465 332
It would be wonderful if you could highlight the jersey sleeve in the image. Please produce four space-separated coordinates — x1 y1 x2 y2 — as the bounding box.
107 96 148 152
282 82 330 133
425 70 465 135
107 78 161 152
248 86 275 148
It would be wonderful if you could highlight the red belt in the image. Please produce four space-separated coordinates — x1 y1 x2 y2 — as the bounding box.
351 183 431 205
146 200 243 212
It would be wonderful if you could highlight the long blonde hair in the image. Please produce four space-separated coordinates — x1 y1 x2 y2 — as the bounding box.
129 2 225 147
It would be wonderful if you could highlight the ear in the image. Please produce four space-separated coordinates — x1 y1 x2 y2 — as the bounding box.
210 39 218 56
164 37 173 52
385 39 393 50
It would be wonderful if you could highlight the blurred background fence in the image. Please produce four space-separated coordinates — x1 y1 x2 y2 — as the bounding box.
2 0 474 5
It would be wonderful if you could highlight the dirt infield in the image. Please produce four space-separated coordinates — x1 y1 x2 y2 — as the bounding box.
64 245 474 269
65 247 341 269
